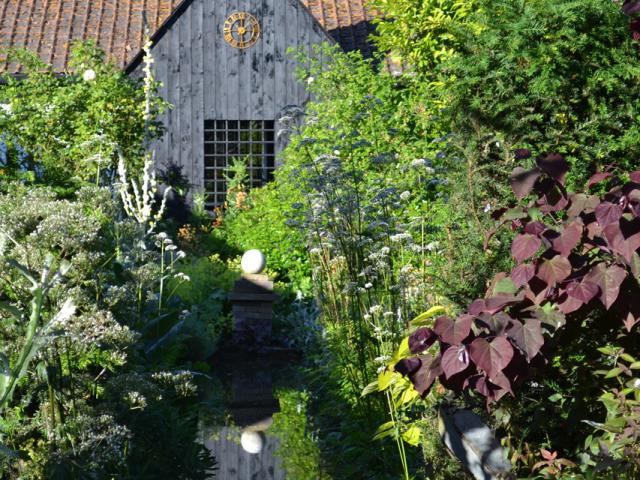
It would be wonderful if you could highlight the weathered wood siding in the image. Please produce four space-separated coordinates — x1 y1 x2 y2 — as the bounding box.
201 426 286 480
133 0 332 194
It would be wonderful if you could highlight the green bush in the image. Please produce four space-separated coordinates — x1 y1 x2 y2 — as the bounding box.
214 182 312 295
0 184 216 478
443 0 640 189
0 41 167 190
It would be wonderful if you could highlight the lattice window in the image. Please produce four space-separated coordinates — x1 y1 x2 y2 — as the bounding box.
204 120 276 208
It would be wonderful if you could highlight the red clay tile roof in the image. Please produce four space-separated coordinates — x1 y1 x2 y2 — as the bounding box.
0 0 375 75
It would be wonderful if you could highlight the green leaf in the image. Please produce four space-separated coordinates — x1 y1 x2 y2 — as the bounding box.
503 207 528 220
605 367 623 379
373 421 395 441
399 385 419 405
378 370 395 391
410 306 446 326
361 380 379 397
391 337 411 364
7 260 37 288
548 393 563 403
630 361 640 370
533 306 566 330
620 353 636 363
493 278 518 295
0 353 10 400
402 426 421 446
630 252 640 280
603 417 626 432
598 346 619 356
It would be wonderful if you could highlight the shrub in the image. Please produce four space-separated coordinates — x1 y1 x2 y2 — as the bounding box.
443 0 640 189
391 153 640 476
0 41 167 189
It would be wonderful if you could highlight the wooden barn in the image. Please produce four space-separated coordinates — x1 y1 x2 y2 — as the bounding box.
0 0 376 206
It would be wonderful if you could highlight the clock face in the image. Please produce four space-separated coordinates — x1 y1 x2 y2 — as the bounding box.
223 12 261 49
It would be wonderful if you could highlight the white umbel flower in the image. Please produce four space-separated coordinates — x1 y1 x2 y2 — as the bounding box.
83 69 96 82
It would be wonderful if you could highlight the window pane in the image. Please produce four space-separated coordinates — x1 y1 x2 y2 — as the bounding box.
204 119 277 208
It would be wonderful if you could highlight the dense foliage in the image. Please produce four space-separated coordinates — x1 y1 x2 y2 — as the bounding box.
0 184 219 477
215 0 640 478
368 0 476 73
1 0 640 477
0 42 222 478
0 42 166 190
443 0 640 189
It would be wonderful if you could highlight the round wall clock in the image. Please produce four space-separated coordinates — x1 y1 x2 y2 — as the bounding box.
223 12 261 49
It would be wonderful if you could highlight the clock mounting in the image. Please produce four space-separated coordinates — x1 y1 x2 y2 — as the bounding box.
223 12 261 49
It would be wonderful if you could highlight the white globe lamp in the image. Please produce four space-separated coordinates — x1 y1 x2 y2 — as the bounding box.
240 430 264 454
241 249 266 274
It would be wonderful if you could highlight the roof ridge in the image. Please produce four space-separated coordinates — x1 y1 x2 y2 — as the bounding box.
0 0 376 75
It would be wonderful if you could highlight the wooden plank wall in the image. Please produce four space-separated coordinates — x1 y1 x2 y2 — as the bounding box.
138 0 331 195
201 426 286 480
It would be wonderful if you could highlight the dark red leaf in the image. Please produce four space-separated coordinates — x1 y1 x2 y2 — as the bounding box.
514 148 531 159
507 319 544 362
510 167 542 200
622 1 640 16
511 263 536 287
524 277 551 305
538 255 572 286
630 171 640 183
434 315 473 345
624 313 639 332
567 193 600 217
468 299 486 316
473 375 493 398
536 153 569 184
484 293 525 315
481 312 512 336
588 172 612 188
489 371 514 398
557 294 583 315
537 179 570 213
512 234 542 263
407 354 443 397
566 280 599 303
408 328 438 354
587 263 628 310
551 221 583 256
469 336 514 379
441 346 470 379
603 220 640 262
632 18 640 40
395 357 422 376
524 221 546 236
586 221 604 241
595 202 624 228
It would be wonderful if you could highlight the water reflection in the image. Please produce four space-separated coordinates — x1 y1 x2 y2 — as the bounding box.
200 348 298 479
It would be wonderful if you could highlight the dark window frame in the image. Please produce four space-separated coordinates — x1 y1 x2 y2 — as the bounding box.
204 119 276 208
